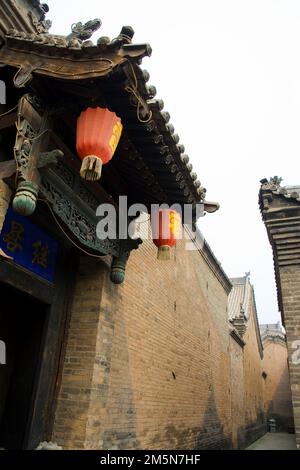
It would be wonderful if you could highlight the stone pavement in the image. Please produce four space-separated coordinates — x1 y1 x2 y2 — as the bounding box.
247 432 297 450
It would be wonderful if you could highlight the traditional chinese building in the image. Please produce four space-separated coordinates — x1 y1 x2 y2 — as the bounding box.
0 0 288 451
0 0 227 450
259 177 300 448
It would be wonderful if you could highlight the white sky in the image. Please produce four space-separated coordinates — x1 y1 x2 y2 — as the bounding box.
46 0 300 324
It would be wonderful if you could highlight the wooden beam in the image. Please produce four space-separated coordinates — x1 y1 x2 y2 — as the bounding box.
0 259 54 304
0 111 17 131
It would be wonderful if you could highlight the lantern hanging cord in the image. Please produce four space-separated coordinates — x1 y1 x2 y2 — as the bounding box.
125 62 152 124
127 60 139 89
125 85 153 123
15 122 52 142
111 34 133 44
0 104 18 118
39 198 109 259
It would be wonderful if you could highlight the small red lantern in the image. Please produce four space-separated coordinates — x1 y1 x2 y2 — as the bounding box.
76 107 123 181
151 209 181 260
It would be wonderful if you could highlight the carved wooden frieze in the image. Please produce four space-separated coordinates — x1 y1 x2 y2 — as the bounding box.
40 161 120 257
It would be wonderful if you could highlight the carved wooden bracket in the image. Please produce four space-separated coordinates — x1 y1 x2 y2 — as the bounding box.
13 94 50 215
110 250 130 284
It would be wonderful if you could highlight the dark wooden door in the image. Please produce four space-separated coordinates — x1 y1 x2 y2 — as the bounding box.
0 232 76 449
0 283 47 449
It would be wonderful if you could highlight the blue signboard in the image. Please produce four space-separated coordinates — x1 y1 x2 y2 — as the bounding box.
0 208 58 283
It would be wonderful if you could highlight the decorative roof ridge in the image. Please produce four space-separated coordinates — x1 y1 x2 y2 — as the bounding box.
261 332 286 341
260 177 300 204
260 323 286 342
3 26 152 60
261 328 287 348
184 226 232 294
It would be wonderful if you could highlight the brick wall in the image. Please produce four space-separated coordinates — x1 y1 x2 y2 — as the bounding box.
52 230 233 450
279 266 300 447
242 300 266 445
51 257 111 449
261 338 294 431
259 181 300 448
229 335 245 448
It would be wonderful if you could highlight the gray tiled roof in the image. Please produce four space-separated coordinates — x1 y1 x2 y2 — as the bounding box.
228 275 263 356
228 276 251 320
284 185 300 198
260 322 285 342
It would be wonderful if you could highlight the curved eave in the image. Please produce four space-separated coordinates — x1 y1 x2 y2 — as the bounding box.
0 26 219 216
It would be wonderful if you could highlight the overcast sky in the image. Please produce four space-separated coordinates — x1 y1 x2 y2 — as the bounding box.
47 0 300 324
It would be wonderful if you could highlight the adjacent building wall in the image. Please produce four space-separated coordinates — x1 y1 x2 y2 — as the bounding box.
278 267 300 441
259 179 300 448
242 292 265 444
261 328 294 431
53 221 293 449
228 276 266 447
229 332 245 449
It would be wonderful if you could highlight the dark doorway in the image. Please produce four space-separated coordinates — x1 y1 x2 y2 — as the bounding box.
0 281 47 449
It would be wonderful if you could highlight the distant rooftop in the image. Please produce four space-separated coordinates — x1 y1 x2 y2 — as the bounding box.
260 322 286 344
260 178 300 205
260 321 282 333
228 274 263 356
228 274 251 321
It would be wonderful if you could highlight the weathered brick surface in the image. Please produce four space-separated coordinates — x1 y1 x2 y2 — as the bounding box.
279 266 300 447
51 257 112 449
262 338 294 431
52 232 233 449
52 229 273 450
242 306 266 445
229 337 245 449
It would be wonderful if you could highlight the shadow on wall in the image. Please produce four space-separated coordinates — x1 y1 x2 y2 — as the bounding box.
243 407 266 448
194 389 232 450
265 368 295 433
102 286 138 450
147 388 232 450
233 408 266 450
236 427 246 450
52 260 138 450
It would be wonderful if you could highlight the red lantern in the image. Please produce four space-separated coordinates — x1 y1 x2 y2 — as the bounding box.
151 209 181 260
76 107 123 181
